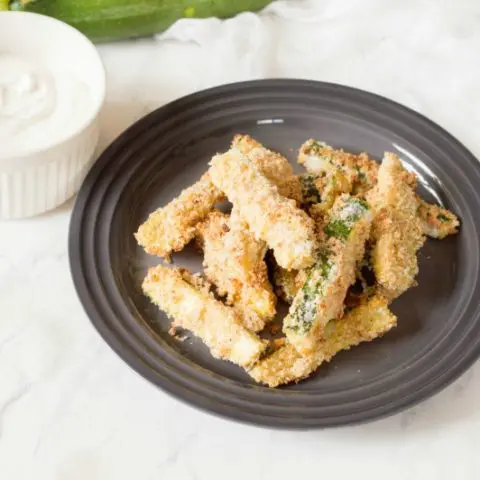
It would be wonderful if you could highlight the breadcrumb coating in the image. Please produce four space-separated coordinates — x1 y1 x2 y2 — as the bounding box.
277 171 352 213
298 139 458 239
209 147 318 270
136 172 221 258
142 265 266 368
137 134 459 388
232 134 294 185
417 198 459 239
368 153 425 300
250 296 397 387
196 209 276 332
299 139 380 195
284 195 373 356
272 266 307 304
136 135 294 258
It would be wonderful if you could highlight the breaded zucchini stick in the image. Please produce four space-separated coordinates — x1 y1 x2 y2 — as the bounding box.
232 134 294 185
299 139 459 239
299 139 379 195
273 248 377 307
142 265 266 368
136 172 221 258
417 198 459 239
209 147 318 271
136 135 293 258
196 209 276 332
283 195 372 356
250 296 397 387
367 153 425 300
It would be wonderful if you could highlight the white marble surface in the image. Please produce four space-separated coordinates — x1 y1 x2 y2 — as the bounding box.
1 1 480 478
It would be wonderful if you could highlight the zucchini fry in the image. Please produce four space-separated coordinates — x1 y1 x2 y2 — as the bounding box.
232 134 294 185
136 135 293 258
196 209 276 332
209 147 318 270
299 139 459 239
417 198 459 239
250 296 397 387
367 153 425 300
136 172 221 258
142 265 266 368
284 195 372 356
298 139 379 195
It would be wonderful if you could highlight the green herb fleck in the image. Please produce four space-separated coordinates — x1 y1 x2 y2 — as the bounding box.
301 174 322 205
354 165 366 181
324 219 351 240
324 198 368 240
349 197 369 210
306 140 329 155
437 213 450 222
287 253 333 334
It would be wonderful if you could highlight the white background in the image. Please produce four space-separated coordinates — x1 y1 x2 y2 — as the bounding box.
1 1 479 478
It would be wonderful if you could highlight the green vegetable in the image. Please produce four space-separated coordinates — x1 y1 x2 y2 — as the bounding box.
8 0 274 43
354 165 366 180
349 197 369 210
324 219 351 240
300 174 322 205
305 139 329 155
437 213 450 222
284 196 371 339
324 198 369 240
287 251 333 334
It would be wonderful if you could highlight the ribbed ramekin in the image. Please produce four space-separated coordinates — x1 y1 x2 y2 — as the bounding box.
0 12 105 219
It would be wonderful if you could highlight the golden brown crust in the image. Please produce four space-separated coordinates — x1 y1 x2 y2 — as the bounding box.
284 195 373 356
417 198 459 239
142 265 267 368
283 195 372 356
368 153 425 300
277 175 304 205
298 139 460 239
136 136 296 259
272 266 307 304
209 147 318 270
298 139 379 194
249 296 397 387
138 135 460 388
277 172 352 214
232 135 294 185
196 209 276 332
135 172 222 258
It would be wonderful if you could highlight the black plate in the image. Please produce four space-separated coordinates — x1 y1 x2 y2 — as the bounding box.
69 80 480 428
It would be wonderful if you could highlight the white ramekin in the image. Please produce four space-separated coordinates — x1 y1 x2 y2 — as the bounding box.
0 12 106 219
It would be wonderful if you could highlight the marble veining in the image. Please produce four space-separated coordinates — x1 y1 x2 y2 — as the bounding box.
1 0 480 478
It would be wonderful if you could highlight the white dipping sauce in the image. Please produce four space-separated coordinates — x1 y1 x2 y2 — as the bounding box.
0 54 92 157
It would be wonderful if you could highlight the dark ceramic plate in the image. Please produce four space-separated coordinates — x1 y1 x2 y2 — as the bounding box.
69 80 480 428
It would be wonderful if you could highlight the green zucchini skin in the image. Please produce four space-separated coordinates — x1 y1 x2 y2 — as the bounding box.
9 0 274 43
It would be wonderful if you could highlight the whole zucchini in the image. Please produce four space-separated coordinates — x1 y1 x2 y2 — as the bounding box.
6 0 274 43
